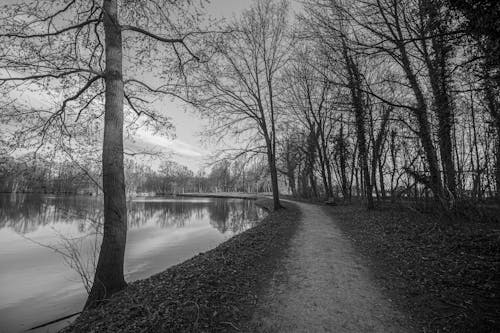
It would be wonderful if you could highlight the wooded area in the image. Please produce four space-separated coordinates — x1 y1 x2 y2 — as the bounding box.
188 0 500 210
0 156 272 194
1 0 499 314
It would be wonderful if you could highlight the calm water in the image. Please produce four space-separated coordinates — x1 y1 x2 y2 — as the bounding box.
0 194 265 333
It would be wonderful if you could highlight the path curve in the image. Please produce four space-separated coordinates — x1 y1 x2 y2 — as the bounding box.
249 201 412 333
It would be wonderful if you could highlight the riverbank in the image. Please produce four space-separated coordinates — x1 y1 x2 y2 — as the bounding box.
323 203 500 332
63 198 301 332
177 192 260 200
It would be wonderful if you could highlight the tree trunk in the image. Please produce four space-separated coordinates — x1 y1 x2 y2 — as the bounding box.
371 107 390 201
306 129 318 198
85 0 127 310
483 65 500 201
343 45 373 209
325 156 334 198
398 41 444 202
421 0 457 197
316 145 330 198
284 143 297 197
389 130 398 200
356 117 373 209
321 137 335 198
496 126 500 201
436 95 456 196
338 119 349 199
315 126 334 198
309 167 318 198
288 170 297 197
266 141 281 210
371 162 379 199
378 157 386 198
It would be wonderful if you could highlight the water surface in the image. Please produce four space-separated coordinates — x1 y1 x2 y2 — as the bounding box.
0 194 265 332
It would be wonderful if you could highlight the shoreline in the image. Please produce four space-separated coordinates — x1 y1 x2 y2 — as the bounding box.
63 198 301 332
176 192 261 200
1 192 266 200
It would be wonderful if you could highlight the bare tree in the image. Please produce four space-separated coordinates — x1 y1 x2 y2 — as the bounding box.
0 0 207 308
191 0 292 210
343 45 374 208
282 47 337 199
265 0 499 207
418 0 458 196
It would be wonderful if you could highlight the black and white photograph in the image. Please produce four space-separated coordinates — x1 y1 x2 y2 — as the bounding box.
0 0 499 332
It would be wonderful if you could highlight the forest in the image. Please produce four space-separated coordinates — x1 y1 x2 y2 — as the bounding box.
183 0 500 211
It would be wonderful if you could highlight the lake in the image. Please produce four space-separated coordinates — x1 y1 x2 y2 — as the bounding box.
0 193 265 333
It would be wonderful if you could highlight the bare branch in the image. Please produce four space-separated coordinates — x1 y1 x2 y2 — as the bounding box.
0 19 101 39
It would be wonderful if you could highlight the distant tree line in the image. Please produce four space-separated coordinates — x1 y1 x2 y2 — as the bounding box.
125 159 273 194
0 155 98 194
0 155 274 195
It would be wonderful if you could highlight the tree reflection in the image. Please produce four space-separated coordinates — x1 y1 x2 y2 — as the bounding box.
0 193 102 234
207 199 266 234
128 201 206 229
0 194 266 293
0 194 265 235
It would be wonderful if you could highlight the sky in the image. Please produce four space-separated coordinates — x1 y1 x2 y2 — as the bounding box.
124 0 303 171
136 0 257 171
2 0 302 172
142 0 303 171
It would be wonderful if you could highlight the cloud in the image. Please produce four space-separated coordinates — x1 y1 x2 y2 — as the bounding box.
131 129 205 158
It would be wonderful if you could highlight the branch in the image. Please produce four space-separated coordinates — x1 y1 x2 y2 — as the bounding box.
124 78 196 106
75 91 104 122
0 19 101 39
121 25 199 61
0 69 102 81
124 93 144 117
43 75 102 132
59 75 102 116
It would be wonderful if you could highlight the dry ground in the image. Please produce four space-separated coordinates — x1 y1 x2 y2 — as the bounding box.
248 202 412 333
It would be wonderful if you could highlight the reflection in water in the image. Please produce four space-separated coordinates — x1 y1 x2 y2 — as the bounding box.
208 199 263 234
0 194 265 234
0 194 265 333
0 194 102 234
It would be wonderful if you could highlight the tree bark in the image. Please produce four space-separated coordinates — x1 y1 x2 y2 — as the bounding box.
319 133 334 198
398 41 444 201
483 65 500 201
420 0 457 196
85 0 127 309
266 143 281 210
315 136 330 198
288 170 297 197
496 126 500 201
338 118 350 199
343 45 373 209
284 144 298 197
378 157 386 198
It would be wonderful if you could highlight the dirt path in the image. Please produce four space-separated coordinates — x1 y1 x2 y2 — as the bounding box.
248 202 412 333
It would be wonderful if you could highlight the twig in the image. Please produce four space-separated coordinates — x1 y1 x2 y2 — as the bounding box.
221 321 240 331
